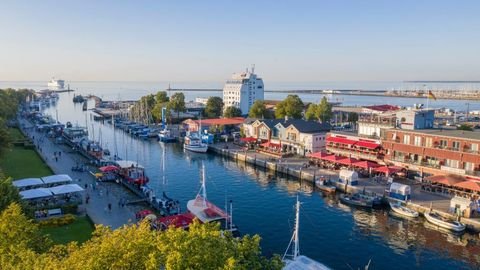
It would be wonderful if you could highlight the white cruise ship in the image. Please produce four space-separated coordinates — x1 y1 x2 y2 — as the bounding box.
222 66 264 115
48 78 65 90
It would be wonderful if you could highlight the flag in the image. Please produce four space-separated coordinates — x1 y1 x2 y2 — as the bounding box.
427 91 437 101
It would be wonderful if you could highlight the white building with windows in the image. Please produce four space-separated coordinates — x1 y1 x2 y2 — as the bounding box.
222 67 264 115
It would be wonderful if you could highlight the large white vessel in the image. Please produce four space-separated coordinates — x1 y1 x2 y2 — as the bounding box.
48 78 65 90
183 133 208 153
222 65 264 115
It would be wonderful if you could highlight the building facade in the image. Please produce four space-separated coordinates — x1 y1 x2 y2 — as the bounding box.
222 67 264 115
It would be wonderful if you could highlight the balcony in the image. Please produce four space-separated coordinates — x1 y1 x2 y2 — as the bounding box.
327 146 382 161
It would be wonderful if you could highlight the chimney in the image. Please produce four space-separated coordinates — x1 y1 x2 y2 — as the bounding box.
284 115 289 122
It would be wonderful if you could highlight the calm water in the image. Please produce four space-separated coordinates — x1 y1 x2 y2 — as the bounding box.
8 81 480 269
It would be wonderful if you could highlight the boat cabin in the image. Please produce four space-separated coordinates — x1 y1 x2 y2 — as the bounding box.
388 182 411 201
115 160 148 185
339 169 359 185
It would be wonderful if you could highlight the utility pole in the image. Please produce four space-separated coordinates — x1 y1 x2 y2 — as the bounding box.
466 103 470 122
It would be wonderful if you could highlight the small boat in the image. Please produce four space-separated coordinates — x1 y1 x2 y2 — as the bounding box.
283 197 331 270
73 95 85 103
340 193 380 208
389 201 418 218
184 133 208 153
424 211 466 232
158 128 176 142
315 179 336 193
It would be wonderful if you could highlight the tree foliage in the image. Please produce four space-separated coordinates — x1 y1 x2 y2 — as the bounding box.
204 97 224 118
274 95 304 119
0 177 23 213
248 100 270 119
223 106 242 118
457 124 473 131
303 97 333 122
167 93 186 120
305 104 318 121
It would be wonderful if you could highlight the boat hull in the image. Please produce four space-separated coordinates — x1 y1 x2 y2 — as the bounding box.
340 195 373 208
424 211 466 232
389 202 419 218
184 144 208 153
315 181 336 193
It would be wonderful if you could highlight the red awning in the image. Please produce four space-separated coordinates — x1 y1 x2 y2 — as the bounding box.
353 160 380 169
157 213 196 229
454 181 480 192
355 141 380 149
373 166 403 175
240 137 257 143
426 174 466 186
260 141 281 148
337 157 360 166
307 152 329 159
322 155 345 162
99 165 119 172
326 136 357 145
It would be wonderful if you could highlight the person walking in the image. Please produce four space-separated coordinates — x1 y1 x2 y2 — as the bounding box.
108 203 112 213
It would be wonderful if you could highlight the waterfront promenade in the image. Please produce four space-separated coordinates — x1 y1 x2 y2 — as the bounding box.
19 118 140 229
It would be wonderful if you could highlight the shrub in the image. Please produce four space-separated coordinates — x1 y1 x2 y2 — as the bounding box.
61 204 79 214
38 214 76 227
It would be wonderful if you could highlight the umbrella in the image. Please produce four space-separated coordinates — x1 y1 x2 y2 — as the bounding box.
99 165 119 172
321 155 344 162
307 152 329 159
373 166 403 175
453 181 480 192
425 174 466 186
353 161 380 169
240 137 257 143
337 157 360 166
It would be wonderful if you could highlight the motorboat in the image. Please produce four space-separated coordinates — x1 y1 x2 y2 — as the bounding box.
424 211 466 232
340 193 381 208
315 178 336 193
158 128 176 142
72 95 85 103
184 133 208 153
283 197 331 270
389 201 419 218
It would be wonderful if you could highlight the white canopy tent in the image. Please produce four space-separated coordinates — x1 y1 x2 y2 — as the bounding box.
20 188 53 200
13 178 44 188
41 174 73 185
116 160 144 169
50 184 84 195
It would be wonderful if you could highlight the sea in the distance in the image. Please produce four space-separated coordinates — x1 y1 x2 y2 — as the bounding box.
3 80 480 269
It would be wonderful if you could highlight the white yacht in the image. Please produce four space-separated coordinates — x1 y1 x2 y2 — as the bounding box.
48 78 65 90
184 133 208 153
283 197 331 270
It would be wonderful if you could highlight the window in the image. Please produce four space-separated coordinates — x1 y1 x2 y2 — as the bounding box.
403 135 410 145
439 140 448 149
445 159 460 169
452 141 460 151
425 137 432 148
471 143 478 152
287 133 296 141
414 136 422 146
464 162 474 172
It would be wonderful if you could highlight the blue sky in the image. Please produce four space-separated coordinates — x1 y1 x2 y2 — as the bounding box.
0 0 479 82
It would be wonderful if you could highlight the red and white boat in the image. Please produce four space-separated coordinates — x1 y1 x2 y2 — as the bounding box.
187 162 237 233
116 160 149 185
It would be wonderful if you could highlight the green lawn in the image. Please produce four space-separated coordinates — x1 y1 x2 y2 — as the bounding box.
0 146 52 179
41 216 95 245
8 128 25 141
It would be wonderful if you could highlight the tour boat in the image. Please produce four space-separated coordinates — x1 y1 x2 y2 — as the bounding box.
283 197 331 270
184 133 208 153
48 78 65 89
187 162 237 233
389 201 419 218
315 179 336 193
115 160 149 185
424 211 466 232
340 193 380 208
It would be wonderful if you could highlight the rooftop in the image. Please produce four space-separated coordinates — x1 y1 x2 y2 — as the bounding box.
191 117 245 126
394 128 480 141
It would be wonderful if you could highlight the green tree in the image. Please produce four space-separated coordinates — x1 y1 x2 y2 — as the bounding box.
167 93 186 121
155 91 169 103
248 100 268 119
204 97 224 118
0 177 23 213
305 104 318 121
457 124 473 131
223 106 242 118
316 96 333 123
275 95 304 119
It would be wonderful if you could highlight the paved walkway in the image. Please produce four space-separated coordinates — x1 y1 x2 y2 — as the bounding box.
19 117 142 229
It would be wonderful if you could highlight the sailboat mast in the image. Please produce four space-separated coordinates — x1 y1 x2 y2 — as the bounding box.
201 162 207 207
293 197 300 260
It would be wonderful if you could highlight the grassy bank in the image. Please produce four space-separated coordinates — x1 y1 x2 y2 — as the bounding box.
0 128 52 179
40 216 95 245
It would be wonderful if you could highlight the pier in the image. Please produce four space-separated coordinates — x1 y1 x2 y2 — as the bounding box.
208 142 480 232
